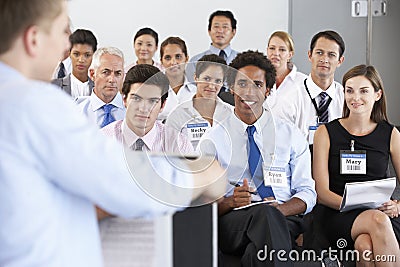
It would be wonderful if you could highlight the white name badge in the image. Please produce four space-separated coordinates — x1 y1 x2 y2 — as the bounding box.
308 125 318 144
263 165 287 187
340 150 367 175
187 122 210 143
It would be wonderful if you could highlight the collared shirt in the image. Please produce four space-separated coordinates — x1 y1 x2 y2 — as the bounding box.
75 91 126 128
102 120 193 154
124 60 164 74
275 74 344 144
157 80 197 122
263 64 307 112
70 73 91 99
185 44 238 82
200 109 316 214
0 61 193 267
165 96 233 150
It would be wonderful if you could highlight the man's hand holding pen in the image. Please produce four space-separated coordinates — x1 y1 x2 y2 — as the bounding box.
228 178 252 208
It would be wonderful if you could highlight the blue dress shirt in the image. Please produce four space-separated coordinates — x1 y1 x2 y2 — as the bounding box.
0 62 193 267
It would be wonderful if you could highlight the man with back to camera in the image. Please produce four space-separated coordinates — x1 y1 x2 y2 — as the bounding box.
200 50 316 266
0 1 226 266
52 28 97 98
274 30 345 147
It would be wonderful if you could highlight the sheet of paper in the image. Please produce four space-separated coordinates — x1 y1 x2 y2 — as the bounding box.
233 200 277 211
99 215 172 267
340 177 396 212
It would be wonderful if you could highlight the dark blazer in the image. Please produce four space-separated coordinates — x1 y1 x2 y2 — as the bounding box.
51 73 94 96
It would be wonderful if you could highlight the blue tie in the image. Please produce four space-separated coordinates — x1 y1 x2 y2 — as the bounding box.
100 104 115 128
247 126 275 199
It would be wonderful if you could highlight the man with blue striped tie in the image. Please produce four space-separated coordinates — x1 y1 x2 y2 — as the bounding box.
200 51 316 266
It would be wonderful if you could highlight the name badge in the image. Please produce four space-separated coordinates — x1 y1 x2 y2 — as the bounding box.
263 165 287 187
186 122 210 143
308 125 318 144
340 150 367 174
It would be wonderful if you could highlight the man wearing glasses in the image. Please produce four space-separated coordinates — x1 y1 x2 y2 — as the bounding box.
200 51 316 266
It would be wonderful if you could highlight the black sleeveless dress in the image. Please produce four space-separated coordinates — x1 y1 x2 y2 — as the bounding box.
314 119 400 249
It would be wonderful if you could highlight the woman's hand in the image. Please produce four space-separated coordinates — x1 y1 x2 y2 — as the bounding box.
378 200 399 218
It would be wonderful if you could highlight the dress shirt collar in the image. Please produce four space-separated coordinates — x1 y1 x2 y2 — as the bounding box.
306 74 337 99
209 44 233 58
71 73 89 86
122 119 159 150
287 64 298 81
89 91 125 112
170 77 197 95
232 108 268 136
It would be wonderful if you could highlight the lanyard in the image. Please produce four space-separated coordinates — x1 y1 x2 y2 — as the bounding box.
303 78 332 117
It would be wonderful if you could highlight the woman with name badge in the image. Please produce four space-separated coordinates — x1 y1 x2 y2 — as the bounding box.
165 54 233 150
313 64 400 265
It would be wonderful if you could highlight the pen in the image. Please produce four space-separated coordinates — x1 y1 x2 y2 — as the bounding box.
229 181 258 195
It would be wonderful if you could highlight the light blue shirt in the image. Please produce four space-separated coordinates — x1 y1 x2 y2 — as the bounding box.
75 91 126 128
200 109 316 214
185 44 238 82
0 62 193 267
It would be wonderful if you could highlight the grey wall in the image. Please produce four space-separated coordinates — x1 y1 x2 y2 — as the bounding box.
68 0 288 67
290 0 399 125
370 0 400 125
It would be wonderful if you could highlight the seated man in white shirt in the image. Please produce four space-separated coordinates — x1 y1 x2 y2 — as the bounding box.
76 46 126 128
200 51 316 266
102 63 193 154
52 29 97 98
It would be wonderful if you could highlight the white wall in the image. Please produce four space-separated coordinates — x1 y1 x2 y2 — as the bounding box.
68 0 288 67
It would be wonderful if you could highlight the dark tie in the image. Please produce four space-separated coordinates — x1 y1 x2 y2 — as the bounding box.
219 50 226 61
57 62 66 79
318 92 330 124
247 126 275 198
135 138 145 151
100 104 115 128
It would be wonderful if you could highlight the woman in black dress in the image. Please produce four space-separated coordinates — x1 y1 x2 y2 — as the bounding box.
313 64 400 266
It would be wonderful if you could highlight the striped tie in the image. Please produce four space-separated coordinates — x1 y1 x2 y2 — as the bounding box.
318 92 330 124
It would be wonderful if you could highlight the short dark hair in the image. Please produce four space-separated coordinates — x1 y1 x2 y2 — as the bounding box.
195 54 227 79
342 64 387 123
310 30 345 58
208 10 237 31
227 50 276 89
160 36 188 59
122 64 169 105
69 29 97 52
134 27 159 46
